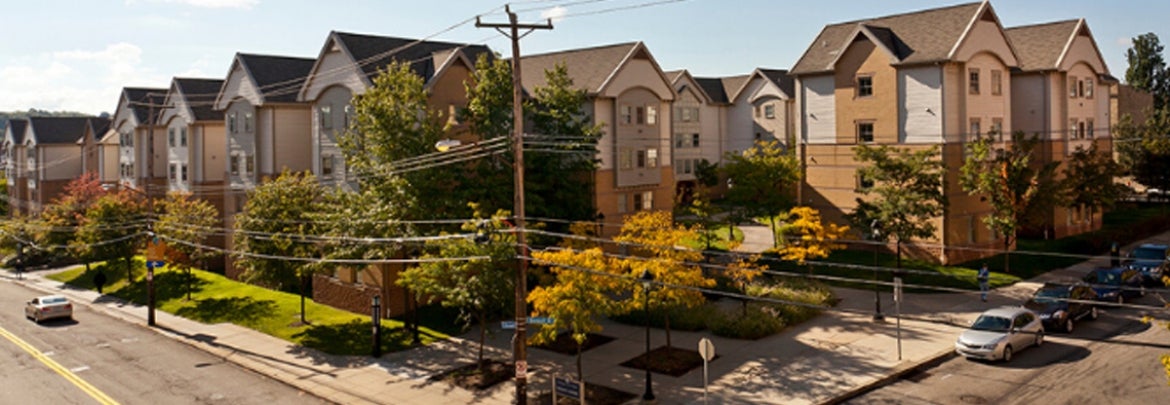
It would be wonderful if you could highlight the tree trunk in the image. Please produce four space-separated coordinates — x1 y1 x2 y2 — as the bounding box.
896 240 903 270
299 274 308 325
125 256 132 283
477 311 487 367
664 312 672 353
186 268 193 301
576 339 583 381
769 216 778 248
1003 238 1012 274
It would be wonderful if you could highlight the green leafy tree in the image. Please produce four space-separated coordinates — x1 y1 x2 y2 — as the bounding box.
1115 110 1170 193
398 205 514 366
457 54 515 213
76 190 147 281
155 191 220 300
721 140 801 247
847 145 947 267
233 171 324 325
1125 33 1169 110
613 211 715 351
959 132 1062 272
1062 143 1128 225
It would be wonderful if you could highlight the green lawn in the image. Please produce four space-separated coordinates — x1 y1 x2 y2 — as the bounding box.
48 259 449 355
681 225 744 251
763 249 1019 293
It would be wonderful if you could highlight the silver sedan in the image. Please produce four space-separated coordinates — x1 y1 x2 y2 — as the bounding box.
25 295 73 323
955 306 1044 362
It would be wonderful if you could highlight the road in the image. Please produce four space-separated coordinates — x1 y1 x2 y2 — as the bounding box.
0 280 327 405
848 293 1170 404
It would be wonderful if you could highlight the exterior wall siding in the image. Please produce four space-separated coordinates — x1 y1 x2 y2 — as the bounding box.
802 75 836 144
898 66 944 143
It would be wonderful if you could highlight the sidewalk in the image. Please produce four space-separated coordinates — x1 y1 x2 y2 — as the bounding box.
5 226 1168 404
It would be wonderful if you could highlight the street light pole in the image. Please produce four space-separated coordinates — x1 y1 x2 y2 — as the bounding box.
640 269 656 401
372 295 382 358
871 220 884 322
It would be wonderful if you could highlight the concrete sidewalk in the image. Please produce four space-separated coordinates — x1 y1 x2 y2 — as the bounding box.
4 226 1167 404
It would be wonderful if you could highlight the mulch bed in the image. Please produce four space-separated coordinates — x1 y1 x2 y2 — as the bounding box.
429 359 513 390
531 332 615 355
535 382 637 405
620 346 712 377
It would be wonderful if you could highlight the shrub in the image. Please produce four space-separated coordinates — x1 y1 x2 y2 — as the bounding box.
748 277 835 324
708 304 785 340
610 303 715 332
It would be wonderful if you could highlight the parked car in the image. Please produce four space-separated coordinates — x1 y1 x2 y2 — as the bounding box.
1124 243 1169 285
1082 267 1144 304
25 295 72 323
1023 282 1098 333
955 306 1044 362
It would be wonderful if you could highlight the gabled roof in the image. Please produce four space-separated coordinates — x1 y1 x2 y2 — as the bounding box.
1005 19 1107 75
791 2 992 75
26 116 93 145
520 42 673 97
331 31 494 83
231 53 317 104
123 87 168 124
666 70 715 104
80 117 112 145
5 119 27 145
174 77 226 121
758 69 795 98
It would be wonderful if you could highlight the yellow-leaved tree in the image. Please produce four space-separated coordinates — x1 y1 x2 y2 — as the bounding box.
723 240 766 314
613 211 715 352
777 207 849 269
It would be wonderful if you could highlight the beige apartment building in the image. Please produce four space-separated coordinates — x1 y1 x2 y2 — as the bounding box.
18 117 110 214
111 88 169 198
792 1 1027 263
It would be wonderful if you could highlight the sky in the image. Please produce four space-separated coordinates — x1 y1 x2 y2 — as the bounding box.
1 0 1167 115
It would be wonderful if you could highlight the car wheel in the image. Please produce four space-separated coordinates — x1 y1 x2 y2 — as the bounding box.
1090 306 1099 320
1002 345 1014 363
1065 319 1075 333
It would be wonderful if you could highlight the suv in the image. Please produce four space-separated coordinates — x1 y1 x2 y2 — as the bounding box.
1023 282 1098 333
1124 244 1169 285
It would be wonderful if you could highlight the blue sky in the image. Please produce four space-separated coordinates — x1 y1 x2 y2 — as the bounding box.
2 0 1167 115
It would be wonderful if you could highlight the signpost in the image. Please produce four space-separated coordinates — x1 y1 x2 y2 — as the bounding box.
144 238 167 327
553 375 585 404
698 337 716 403
503 316 554 330
894 277 903 361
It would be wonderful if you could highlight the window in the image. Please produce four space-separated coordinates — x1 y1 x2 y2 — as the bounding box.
169 164 177 181
991 70 1002 95
245 154 254 175
646 149 658 168
678 107 698 122
858 173 874 190
230 153 240 176
344 105 354 129
180 163 188 182
620 149 633 169
691 133 700 148
620 105 633 124
969 118 981 138
968 69 980 95
180 128 188 147
633 191 653 211
754 132 762 141
1087 119 1095 138
857 76 873 97
168 128 176 147
1078 121 1086 139
764 104 776 119
1069 76 1078 98
617 193 627 213
319 104 333 130
1069 119 1078 139
646 105 657 125
857 122 874 143
244 112 254 133
991 118 1004 141
684 159 693 174
675 160 685 175
229 112 238 134
1084 79 1094 98
675 134 686 148
322 155 334 176
635 106 645 125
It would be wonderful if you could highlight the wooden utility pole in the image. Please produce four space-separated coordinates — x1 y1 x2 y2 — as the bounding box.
476 6 551 405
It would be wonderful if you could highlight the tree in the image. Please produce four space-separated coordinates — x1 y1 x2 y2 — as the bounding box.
612 211 715 351
1062 143 1128 227
959 132 1062 272
41 172 108 264
1125 33 1169 110
155 192 220 300
398 206 514 366
457 54 515 214
847 145 947 268
1115 110 1170 193
76 190 147 281
777 206 849 265
529 244 623 379
721 140 801 247
233 171 324 325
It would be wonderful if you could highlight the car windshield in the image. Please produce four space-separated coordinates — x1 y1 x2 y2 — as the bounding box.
42 297 67 304
1130 248 1165 260
1032 287 1068 304
971 315 1011 332
1093 271 1120 285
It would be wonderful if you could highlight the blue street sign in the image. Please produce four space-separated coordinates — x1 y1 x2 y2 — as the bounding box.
147 260 166 268
501 321 516 329
529 316 555 325
555 376 582 400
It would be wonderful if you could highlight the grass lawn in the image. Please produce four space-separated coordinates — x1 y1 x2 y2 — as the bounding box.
48 258 449 356
762 250 1019 293
681 224 744 251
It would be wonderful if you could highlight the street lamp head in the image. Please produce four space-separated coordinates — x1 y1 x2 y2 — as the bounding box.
435 139 461 152
639 269 654 289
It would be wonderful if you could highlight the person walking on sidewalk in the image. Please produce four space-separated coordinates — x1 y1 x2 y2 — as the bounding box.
93 270 107 294
977 264 990 302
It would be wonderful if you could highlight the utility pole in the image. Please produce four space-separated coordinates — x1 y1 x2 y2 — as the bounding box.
476 7 551 405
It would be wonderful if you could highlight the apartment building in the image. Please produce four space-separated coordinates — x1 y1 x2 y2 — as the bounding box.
111 87 168 197
19 117 109 214
791 1 1023 263
3 119 29 215
79 116 118 188
666 70 727 199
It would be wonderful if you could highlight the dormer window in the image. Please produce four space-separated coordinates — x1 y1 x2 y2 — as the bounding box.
968 68 980 95
764 104 776 119
857 76 873 97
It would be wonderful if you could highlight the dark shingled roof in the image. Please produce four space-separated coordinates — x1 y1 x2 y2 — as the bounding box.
332 31 495 83
791 2 984 75
124 87 168 124
1005 20 1080 72
175 77 226 121
6 119 28 144
519 42 639 94
694 77 732 104
759 69 795 98
27 116 92 145
87 117 111 141
237 53 317 103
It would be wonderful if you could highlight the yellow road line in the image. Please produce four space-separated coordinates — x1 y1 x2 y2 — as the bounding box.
0 325 120 405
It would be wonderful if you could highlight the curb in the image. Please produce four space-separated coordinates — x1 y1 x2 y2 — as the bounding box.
818 348 957 405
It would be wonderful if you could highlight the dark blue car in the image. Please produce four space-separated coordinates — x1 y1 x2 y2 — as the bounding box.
1124 244 1169 286
1082 267 1143 304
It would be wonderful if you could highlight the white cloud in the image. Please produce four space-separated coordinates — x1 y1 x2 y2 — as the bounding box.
0 43 176 114
541 6 567 23
125 0 259 10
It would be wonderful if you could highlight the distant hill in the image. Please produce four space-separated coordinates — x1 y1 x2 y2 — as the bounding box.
2 109 97 130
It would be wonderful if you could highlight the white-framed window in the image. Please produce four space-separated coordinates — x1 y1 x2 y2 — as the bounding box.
1084 79 1094 98
857 76 873 97
635 106 645 124
640 191 653 210
858 122 874 143
168 128 176 147
691 133 700 148
684 159 693 174
675 134 686 148
1087 119 1095 138
180 163 188 182
319 104 333 130
620 105 633 125
620 148 633 170
245 154 254 175
169 163 177 181
968 68 980 95
969 118 981 139
1070 119 1079 139
633 192 645 211
764 104 776 119
991 70 1003 96
646 149 658 168
646 105 657 125
1069 76 1078 98
617 193 627 214
229 112 238 134
180 127 188 147
322 155 334 176
230 152 241 176
991 118 1004 141
244 112 254 133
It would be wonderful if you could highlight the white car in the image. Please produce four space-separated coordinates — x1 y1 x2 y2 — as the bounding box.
955 306 1044 362
25 295 73 323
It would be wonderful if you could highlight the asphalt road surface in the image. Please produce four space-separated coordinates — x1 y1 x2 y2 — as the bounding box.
849 293 1170 404
0 279 327 405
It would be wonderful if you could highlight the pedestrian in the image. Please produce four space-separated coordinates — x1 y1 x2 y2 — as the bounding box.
94 270 107 294
977 264 990 302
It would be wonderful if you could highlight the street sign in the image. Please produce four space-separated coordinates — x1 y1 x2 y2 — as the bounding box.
145 239 167 262
515 360 527 378
554 376 583 401
146 260 165 268
529 316 555 325
501 321 516 329
698 338 715 361
894 277 903 303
